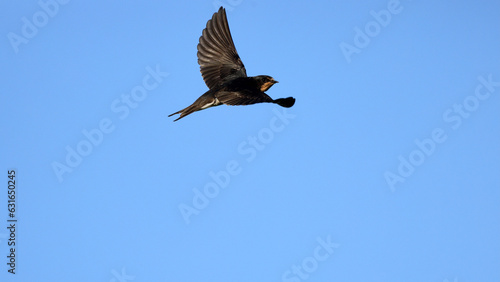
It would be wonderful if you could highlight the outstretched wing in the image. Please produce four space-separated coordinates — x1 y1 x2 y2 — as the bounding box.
215 90 273 106
197 7 247 90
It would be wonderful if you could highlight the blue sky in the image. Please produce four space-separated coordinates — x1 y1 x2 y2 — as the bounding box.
1 0 499 281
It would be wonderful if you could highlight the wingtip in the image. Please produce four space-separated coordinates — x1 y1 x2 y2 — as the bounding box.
216 6 225 16
274 97 296 108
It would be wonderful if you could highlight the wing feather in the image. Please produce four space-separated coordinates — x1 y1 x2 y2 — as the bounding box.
215 90 273 106
197 7 247 89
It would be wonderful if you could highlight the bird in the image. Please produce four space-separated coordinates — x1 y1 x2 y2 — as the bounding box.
168 7 295 121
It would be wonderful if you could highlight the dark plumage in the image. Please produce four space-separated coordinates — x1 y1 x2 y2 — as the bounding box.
169 7 295 121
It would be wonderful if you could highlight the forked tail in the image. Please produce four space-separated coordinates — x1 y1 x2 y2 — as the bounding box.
168 104 200 122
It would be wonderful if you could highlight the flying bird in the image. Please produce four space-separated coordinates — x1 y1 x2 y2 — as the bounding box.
169 7 295 121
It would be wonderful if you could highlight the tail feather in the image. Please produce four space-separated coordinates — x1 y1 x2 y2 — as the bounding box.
273 97 295 108
168 105 200 121
169 92 218 121
170 95 296 121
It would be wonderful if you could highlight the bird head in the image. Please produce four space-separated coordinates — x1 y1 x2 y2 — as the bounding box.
256 75 279 92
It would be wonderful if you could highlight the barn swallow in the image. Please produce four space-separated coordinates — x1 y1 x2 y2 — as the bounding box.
169 7 295 121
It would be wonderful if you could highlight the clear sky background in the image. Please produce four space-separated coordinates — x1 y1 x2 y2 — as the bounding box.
1 0 499 281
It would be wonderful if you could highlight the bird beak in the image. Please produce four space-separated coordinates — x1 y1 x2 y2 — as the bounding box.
274 80 279 84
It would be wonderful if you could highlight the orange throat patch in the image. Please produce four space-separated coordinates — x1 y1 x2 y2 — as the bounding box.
260 81 275 92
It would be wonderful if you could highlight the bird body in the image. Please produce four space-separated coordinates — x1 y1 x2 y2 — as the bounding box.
169 7 295 121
